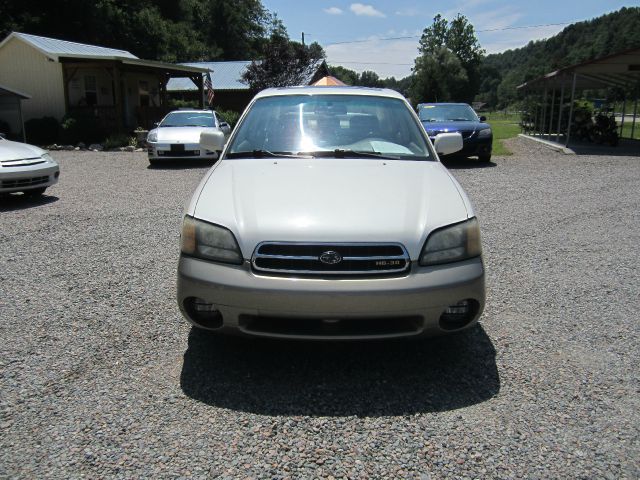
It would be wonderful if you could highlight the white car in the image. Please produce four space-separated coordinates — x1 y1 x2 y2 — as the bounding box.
177 87 485 340
0 137 59 196
146 109 231 165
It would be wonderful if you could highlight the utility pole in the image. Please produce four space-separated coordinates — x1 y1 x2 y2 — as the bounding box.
301 32 305 46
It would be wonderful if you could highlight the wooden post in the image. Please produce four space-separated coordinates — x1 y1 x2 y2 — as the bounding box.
548 87 556 138
198 75 205 109
19 98 26 142
619 98 626 137
565 73 577 147
556 77 565 143
631 97 638 139
113 64 124 132
541 85 548 138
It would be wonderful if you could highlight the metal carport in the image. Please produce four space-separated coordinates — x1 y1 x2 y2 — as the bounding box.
517 48 640 148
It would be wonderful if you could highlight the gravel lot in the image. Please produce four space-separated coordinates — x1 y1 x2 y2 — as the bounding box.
1 139 639 478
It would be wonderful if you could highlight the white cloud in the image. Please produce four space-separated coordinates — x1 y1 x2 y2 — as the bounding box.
324 7 343 15
350 3 386 18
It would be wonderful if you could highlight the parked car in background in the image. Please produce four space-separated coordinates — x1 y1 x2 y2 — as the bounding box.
0 137 59 196
146 109 231 165
417 103 493 162
177 86 485 340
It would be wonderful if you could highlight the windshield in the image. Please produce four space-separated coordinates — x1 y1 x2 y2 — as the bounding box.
418 104 478 122
161 112 215 127
226 94 432 160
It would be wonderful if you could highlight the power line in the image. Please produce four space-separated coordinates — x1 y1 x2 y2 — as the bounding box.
322 20 576 47
324 20 581 67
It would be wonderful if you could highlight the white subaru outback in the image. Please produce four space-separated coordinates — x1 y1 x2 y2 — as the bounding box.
177 86 485 340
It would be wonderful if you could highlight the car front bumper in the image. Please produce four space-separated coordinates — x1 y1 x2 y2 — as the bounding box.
0 162 59 194
177 256 485 340
147 142 218 161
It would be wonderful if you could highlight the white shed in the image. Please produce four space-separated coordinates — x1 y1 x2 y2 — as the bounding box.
0 32 209 132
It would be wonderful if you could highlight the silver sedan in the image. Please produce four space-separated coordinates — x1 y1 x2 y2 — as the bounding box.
146 110 231 165
0 137 59 196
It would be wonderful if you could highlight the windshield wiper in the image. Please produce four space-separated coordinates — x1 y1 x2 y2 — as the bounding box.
305 149 402 160
225 150 312 159
447 118 472 121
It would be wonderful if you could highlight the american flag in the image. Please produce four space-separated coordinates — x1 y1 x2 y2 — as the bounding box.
204 72 214 105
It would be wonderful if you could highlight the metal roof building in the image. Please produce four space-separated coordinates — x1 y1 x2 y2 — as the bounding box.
3 32 139 60
167 61 252 92
0 32 209 135
517 48 640 149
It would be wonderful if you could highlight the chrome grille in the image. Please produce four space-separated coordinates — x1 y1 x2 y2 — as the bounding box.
252 242 410 275
1 175 49 188
1 158 45 167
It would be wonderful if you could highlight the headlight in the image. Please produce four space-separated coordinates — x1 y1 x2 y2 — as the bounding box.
147 130 158 142
477 128 492 138
41 153 56 163
419 218 482 266
181 216 243 265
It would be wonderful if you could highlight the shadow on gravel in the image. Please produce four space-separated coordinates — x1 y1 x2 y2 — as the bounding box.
441 157 497 169
147 159 216 170
0 193 59 211
180 324 499 416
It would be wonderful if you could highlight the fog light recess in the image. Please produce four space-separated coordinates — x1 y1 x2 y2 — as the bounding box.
439 299 479 331
184 297 223 329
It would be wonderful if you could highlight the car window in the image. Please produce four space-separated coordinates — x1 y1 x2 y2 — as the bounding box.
418 104 478 122
227 95 432 160
161 112 215 127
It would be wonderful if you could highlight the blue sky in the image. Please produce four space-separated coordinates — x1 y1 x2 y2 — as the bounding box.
261 0 639 78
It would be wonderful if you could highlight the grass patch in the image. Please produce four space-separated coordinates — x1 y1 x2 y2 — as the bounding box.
485 112 521 156
620 121 640 140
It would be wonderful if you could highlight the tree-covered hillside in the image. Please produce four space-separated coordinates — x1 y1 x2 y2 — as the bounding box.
0 0 278 62
477 7 640 108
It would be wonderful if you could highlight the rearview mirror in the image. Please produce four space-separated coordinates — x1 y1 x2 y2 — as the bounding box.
433 133 463 156
200 129 225 152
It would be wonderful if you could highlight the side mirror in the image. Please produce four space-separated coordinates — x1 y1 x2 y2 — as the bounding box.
153 122 160 127
200 129 225 152
479 115 487 122
433 132 463 155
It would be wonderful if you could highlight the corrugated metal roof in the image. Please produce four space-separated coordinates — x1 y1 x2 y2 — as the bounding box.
11 32 138 59
167 61 253 91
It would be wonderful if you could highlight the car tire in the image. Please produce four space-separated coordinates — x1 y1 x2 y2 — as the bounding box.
149 159 159 166
478 154 491 163
24 187 47 197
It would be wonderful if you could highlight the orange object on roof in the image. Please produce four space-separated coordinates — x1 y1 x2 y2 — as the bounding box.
312 76 347 86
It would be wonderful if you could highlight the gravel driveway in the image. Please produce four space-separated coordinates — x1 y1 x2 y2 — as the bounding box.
1 139 638 478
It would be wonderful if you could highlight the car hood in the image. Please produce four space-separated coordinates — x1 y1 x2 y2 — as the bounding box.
421 120 490 136
0 139 45 161
154 126 217 143
192 158 470 259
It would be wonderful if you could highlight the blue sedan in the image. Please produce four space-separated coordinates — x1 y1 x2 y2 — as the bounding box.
418 103 493 162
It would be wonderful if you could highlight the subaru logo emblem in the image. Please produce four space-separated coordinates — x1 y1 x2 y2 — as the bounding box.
319 250 342 265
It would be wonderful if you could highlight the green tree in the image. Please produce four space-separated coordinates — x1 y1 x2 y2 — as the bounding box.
411 13 484 103
358 70 384 88
411 47 468 104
